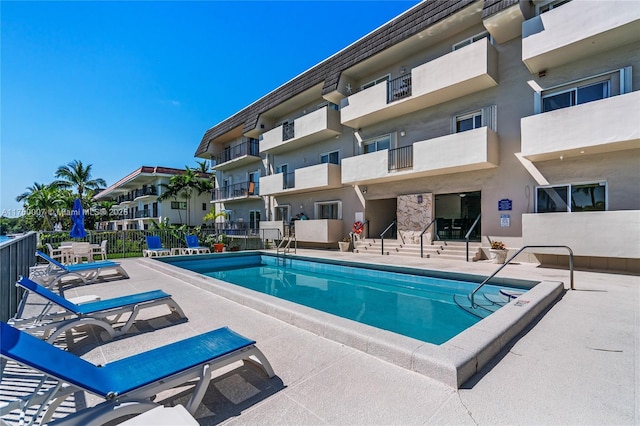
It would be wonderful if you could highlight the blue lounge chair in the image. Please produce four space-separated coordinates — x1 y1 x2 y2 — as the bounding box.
0 321 275 424
32 250 129 288
9 276 186 343
143 235 171 257
184 234 211 254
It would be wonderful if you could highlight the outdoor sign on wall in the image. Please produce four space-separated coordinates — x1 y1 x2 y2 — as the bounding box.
498 198 512 211
500 214 511 228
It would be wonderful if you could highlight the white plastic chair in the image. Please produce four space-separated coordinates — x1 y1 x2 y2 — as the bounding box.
45 243 65 263
71 242 93 263
92 240 108 261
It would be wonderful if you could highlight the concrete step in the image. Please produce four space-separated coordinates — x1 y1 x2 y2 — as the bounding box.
354 239 483 261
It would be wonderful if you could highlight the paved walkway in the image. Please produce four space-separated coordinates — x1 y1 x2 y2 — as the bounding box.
9 252 640 424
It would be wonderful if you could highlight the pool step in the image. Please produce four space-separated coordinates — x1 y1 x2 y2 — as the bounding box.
354 239 483 262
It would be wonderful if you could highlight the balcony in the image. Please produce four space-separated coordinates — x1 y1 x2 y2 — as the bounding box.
212 181 260 202
295 219 343 243
522 211 640 259
212 139 260 171
520 92 640 162
134 209 152 219
259 163 342 196
340 39 498 128
342 127 499 185
522 1 640 73
260 107 342 154
134 187 157 199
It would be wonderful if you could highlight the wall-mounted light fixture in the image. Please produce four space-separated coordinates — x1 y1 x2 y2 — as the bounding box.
400 130 406 137
400 66 406 74
362 187 368 194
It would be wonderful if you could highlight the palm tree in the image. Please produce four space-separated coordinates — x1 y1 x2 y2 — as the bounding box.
157 175 187 224
54 160 106 201
15 182 47 203
20 184 67 230
157 166 214 226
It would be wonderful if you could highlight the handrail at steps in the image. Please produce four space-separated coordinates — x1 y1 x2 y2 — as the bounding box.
419 218 438 258
470 245 574 308
380 220 397 255
465 213 482 262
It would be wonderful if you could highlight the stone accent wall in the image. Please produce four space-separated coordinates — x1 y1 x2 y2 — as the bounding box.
397 193 433 244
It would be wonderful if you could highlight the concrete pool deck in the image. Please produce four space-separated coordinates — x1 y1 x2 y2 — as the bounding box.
6 250 639 424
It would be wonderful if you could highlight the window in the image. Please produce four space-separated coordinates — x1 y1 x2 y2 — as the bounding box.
321 151 339 164
452 105 497 133
276 164 288 174
542 81 610 112
455 110 483 133
275 205 290 222
314 201 342 220
452 31 491 51
363 134 391 154
536 182 606 213
249 210 261 230
171 201 187 210
361 74 390 91
537 0 572 14
202 203 207 211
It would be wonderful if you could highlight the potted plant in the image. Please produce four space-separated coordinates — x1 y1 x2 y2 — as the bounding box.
212 233 226 253
489 240 508 264
338 234 351 252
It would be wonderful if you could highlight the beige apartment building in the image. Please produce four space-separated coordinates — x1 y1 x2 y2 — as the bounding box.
94 166 213 230
195 0 640 272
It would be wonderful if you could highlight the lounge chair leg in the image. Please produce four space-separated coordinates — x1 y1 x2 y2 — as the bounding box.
185 364 211 414
46 319 117 344
245 347 275 378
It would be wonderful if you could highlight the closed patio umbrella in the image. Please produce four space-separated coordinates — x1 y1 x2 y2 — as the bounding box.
70 198 87 238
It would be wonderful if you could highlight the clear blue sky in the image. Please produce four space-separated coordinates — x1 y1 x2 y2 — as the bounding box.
1 1 419 217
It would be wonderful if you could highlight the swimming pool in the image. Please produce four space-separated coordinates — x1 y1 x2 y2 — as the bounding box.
151 252 563 387
159 253 534 345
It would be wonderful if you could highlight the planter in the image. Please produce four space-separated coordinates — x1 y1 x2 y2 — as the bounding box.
489 248 508 264
338 241 350 252
213 243 225 253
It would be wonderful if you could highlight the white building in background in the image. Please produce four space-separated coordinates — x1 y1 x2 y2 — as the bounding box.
94 166 213 230
194 0 640 272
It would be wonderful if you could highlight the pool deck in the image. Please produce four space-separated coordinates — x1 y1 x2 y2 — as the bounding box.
8 250 640 424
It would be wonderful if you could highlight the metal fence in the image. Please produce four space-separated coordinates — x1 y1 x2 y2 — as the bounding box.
39 228 269 258
0 232 37 321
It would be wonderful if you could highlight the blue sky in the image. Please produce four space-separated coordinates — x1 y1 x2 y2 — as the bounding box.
1 0 419 217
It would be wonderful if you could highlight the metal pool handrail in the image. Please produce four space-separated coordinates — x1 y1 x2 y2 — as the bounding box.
420 218 438 258
465 213 482 261
380 220 397 255
470 245 574 308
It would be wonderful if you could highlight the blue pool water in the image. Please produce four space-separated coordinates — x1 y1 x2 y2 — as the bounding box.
161 254 534 345
0 235 12 245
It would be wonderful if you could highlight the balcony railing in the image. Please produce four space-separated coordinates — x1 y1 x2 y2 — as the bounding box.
282 122 295 141
134 187 157 198
212 139 259 166
388 74 412 103
212 181 259 201
283 172 295 189
388 145 413 171
134 209 151 218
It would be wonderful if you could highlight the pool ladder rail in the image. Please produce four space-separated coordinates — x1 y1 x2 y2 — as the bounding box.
453 290 521 319
276 235 297 265
456 245 575 318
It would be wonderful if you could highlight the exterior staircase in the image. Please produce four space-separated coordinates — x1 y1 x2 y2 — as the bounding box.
353 238 483 262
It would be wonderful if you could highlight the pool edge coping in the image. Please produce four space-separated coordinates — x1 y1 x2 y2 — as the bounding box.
139 253 564 388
